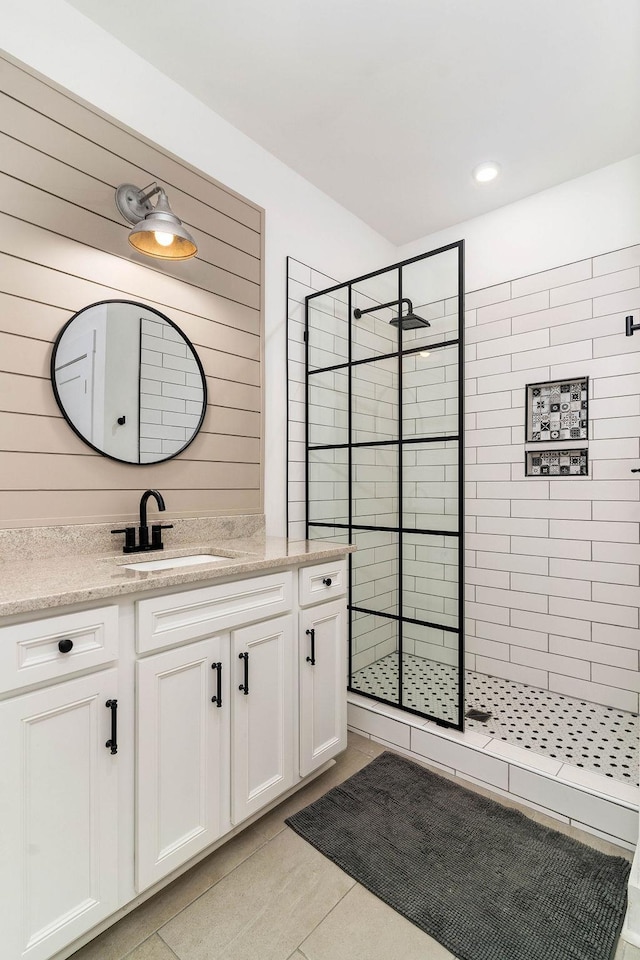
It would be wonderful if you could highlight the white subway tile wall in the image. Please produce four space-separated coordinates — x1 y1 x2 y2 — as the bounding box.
139 317 203 461
288 246 640 712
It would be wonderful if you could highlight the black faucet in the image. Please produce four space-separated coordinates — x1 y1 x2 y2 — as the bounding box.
111 489 173 553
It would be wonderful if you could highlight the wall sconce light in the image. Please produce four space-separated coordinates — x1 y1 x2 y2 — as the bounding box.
115 182 198 260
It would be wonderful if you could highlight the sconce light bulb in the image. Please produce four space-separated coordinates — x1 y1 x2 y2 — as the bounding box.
154 231 174 247
419 351 431 358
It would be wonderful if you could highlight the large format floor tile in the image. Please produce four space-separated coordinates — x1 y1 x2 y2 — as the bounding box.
300 884 455 960
616 937 640 960
67 813 290 960
158 828 355 960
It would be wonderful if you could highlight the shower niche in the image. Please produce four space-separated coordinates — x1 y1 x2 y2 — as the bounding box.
305 242 464 729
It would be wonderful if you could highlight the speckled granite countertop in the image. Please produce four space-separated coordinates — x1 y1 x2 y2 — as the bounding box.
0 537 354 618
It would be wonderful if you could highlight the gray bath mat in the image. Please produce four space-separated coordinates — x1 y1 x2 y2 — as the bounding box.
286 752 630 960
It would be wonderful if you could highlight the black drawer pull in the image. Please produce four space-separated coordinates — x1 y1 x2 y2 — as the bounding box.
105 699 118 755
306 628 316 666
58 638 74 654
211 661 222 707
322 577 332 586
238 652 249 695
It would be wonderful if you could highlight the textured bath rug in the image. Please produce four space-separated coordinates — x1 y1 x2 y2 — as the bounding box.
286 752 630 960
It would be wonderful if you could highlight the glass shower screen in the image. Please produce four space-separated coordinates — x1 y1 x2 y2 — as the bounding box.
305 242 464 729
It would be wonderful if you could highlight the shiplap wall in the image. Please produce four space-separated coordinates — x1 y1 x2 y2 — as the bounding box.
288 247 640 712
0 55 263 526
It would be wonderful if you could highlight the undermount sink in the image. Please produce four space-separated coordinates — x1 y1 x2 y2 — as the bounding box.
122 554 231 572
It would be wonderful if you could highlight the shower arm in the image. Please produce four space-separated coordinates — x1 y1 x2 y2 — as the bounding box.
353 298 414 319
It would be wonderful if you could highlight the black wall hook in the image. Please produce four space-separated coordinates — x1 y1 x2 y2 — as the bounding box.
625 315 639 337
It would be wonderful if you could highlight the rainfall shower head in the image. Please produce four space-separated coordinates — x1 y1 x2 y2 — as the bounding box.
353 298 430 330
389 311 429 330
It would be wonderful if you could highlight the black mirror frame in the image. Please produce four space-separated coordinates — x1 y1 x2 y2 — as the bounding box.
50 299 208 465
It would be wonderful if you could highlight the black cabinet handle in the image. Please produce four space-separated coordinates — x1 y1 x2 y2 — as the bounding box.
58 638 73 654
632 469 640 473
306 628 316 666
322 577 332 587
238 652 249 695
211 661 222 707
105 699 118 755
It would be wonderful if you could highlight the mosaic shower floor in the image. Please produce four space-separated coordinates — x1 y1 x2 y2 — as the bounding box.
352 652 639 786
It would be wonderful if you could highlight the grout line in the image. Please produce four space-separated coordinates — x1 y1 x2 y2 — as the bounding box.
154 932 182 960
120 932 181 960
296 880 357 957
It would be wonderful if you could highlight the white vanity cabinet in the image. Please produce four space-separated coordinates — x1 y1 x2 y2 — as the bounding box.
0 552 349 960
298 561 348 777
0 607 120 960
136 635 231 892
231 614 296 824
133 571 297 891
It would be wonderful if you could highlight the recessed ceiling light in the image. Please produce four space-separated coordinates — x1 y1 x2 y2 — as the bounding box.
473 162 501 183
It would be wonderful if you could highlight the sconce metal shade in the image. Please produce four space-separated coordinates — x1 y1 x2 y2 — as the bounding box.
115 183 198 260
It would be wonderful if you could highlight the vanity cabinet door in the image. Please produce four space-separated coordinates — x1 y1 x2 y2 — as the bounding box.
299 600 348 777
136 636 231 892
0 669 119 960
231 615 295 825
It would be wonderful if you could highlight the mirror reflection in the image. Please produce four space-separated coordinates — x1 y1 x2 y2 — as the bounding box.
51 300 207 464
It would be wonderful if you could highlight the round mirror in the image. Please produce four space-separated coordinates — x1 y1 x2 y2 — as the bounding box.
51 300 207 464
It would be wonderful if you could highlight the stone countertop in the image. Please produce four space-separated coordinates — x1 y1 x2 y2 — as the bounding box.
0 537 354 618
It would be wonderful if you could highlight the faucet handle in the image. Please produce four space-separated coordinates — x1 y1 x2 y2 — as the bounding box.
151 523 173 549
111 527 137 552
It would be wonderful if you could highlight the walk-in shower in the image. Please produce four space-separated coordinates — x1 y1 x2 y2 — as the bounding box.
305 242 465 730
300 244 638 787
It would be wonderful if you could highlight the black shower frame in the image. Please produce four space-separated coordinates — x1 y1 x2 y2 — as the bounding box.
304 240 465 731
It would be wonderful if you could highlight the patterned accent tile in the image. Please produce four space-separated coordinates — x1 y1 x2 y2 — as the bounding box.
526 448 588 477
352 653 638 785
527 378 588 442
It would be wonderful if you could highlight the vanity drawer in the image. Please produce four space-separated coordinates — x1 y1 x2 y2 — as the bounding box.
136 571 293 653
0 605 119 694
299 560 347 607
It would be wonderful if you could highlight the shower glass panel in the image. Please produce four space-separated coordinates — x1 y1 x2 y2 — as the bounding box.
308 448 349 525
307 369 348 447
351 529 399 617
305 242 464 729
307 287 349 370
352 269 399 363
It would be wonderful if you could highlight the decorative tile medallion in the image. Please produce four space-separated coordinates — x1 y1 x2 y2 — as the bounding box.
526 448 588 477
526 377 589 442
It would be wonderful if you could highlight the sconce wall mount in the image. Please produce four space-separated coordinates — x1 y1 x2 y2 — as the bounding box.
115 182 198 261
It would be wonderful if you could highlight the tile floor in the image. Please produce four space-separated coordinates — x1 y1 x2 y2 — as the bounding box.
68 733 637 960
352 654 640 784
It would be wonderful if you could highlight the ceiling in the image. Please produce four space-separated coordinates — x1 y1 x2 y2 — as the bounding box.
66 0 640 245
